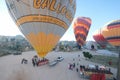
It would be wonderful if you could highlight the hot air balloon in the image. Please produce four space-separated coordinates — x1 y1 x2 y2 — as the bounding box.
93 29 108 48
5 0 76 58
102 20 120 46
73 17 92 47
102 19 120 79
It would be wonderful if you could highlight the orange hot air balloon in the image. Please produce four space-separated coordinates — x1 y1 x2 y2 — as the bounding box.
73 17 92 46
5 0 76 58
93 29 108 48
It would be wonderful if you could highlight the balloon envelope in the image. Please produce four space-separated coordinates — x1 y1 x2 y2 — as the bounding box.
93 29 108 48
73 17 92 46
5 0 76 57
102 20 120 46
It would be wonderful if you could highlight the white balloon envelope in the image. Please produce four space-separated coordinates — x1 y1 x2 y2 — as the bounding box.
5 0 76 57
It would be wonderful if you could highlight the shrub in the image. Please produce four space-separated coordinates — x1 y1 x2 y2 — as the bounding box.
83 51 93 59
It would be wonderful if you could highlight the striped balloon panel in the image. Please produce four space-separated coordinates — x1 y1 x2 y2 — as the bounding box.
102 20 120 46
26 32 60 57
74 26 89 46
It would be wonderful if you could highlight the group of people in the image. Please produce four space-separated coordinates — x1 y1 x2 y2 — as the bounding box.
84 65 113 74
21 55 49 67
68 55 81 72
32 55 49 66
68 63 76 70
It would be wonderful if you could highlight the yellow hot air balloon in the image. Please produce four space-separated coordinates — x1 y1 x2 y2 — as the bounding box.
5 0 76 58
102 20 120 46
102 19 120 80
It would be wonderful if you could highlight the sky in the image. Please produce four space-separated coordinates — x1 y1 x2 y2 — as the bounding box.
0 0 120 41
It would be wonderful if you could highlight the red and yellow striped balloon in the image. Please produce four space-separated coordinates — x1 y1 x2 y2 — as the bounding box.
93 29 108 48
102 20 120 46
73 17 92 46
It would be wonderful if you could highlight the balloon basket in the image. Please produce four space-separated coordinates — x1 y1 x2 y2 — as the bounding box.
37 58 49 66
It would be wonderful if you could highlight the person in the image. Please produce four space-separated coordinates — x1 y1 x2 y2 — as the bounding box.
76 68 78 72
95 65 99 70
32 55 39 67
73 63 75 68
21 58 28 64
68 63 72 70
80 65 83 71
34 56 38 66
108 68 111 72
108 60 112 65
32 57 35 67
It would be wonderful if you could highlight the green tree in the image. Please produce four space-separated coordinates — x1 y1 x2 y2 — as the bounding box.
83 51 93 59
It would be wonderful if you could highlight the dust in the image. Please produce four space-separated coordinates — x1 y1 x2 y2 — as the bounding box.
1 65 39 80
